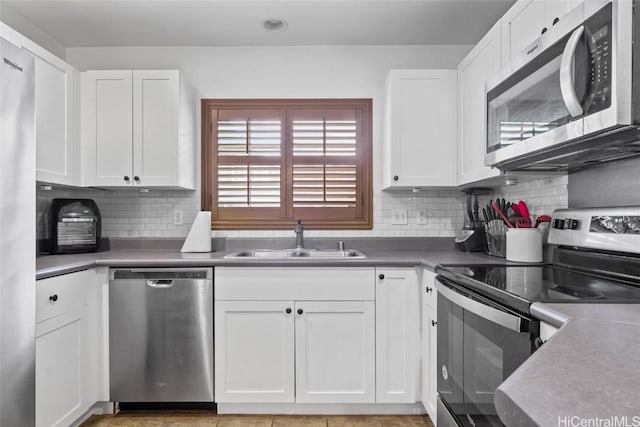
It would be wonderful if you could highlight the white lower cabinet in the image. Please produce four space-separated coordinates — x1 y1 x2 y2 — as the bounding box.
421 269 438 423
295 301 375 403
375 268 419 403
214 300 295 403
35 268 106 427
214 267 376 405
36 310 83 427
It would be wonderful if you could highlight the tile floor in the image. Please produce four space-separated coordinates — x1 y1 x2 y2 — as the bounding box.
81 413 435 427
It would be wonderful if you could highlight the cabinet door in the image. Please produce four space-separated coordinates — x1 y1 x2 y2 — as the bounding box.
133 70 180 187
383 70 457 189
36 269 103 427
501 0 546 63
457 22 502 186
420 269 437 421
295 301 375 403
0 24 79 186
82 70 133 186
36 311 83 427
544 0 574 29
33 56 78 185
214 300 295 403
375 268 419 403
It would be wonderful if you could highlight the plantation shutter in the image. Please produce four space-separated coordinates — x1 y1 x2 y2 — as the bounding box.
202 100 372 229
212 108 286 222
290 108 362 220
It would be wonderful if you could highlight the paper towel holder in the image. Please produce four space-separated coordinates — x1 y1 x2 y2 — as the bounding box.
181 211 212 253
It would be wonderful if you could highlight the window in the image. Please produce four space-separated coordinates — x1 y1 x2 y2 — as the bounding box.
202 99 372 229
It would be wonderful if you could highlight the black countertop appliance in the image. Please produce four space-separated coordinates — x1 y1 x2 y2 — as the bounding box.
49 198 102 254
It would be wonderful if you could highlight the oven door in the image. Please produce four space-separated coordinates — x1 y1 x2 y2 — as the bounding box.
435 276 539 427
485 0 626 168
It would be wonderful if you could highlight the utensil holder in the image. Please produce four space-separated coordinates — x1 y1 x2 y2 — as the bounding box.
484 220 507 257
506 228 543 262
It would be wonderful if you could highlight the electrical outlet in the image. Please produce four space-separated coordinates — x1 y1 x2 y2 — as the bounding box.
173 209 184 225
417 209 427 224
391 209 408 225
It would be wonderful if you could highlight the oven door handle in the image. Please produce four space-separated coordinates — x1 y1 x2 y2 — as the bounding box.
436 279 524 333
559 25 585 117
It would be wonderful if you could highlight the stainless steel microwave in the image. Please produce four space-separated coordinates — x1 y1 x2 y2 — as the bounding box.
485 0 640 171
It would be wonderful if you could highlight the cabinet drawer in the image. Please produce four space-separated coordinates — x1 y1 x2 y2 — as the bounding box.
36 269 91 323
215 267 375 301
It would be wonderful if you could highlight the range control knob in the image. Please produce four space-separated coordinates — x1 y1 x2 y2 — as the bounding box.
553 218 580 230
566 219 580 230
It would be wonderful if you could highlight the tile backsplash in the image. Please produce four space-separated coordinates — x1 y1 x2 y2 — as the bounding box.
37 175 568 240
484 175 569 219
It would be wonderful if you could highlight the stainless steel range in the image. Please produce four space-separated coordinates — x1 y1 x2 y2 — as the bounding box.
435 207 640 427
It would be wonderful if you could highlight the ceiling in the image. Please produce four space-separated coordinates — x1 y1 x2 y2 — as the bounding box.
0 0 515 47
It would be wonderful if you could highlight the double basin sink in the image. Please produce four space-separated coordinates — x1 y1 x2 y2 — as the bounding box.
224 248 366 259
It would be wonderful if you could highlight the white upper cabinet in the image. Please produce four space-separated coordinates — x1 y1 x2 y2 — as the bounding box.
1 23 79 186
501 0 583 64
82 70 133 187
382 70 458 189
82 70 197 189
457 21 502 186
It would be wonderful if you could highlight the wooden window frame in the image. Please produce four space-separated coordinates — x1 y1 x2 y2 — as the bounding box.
201 99 373 230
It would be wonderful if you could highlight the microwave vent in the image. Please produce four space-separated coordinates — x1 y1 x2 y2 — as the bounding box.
494 126 640 172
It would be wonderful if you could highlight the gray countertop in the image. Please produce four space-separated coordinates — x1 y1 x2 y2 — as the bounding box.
495 302 640 427
36 247 503 280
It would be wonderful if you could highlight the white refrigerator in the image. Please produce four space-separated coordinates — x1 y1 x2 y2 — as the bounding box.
0 36 36 426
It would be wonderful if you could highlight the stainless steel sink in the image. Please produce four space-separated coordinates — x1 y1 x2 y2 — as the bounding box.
224 248 366 259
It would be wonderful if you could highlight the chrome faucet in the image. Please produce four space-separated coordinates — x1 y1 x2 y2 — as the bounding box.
295 219 304 249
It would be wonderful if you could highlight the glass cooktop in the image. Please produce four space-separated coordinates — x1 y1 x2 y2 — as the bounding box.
436 264 640 314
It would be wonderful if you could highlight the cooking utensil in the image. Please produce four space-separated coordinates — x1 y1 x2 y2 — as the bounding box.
515 217 532 228
518 201 531 221
482 207 489 223
535 215 552 228
491 200 514 228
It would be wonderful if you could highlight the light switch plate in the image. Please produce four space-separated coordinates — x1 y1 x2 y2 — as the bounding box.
417 209 427 224
391 209 408 225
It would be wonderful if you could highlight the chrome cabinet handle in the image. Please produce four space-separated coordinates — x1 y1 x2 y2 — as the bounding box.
49 294 58 302
426 286 433 293
297 308 303 315
432 320 437 327
286 308 292 314
378 274 385 280
560 25 585 117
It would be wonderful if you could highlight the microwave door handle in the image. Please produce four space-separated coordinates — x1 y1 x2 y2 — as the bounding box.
559 25 585 117
436 280 523 333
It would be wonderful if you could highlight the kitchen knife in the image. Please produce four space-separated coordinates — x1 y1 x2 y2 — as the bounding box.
492 200 514 228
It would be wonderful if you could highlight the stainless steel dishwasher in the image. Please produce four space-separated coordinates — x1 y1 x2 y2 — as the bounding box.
109 268 213 402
